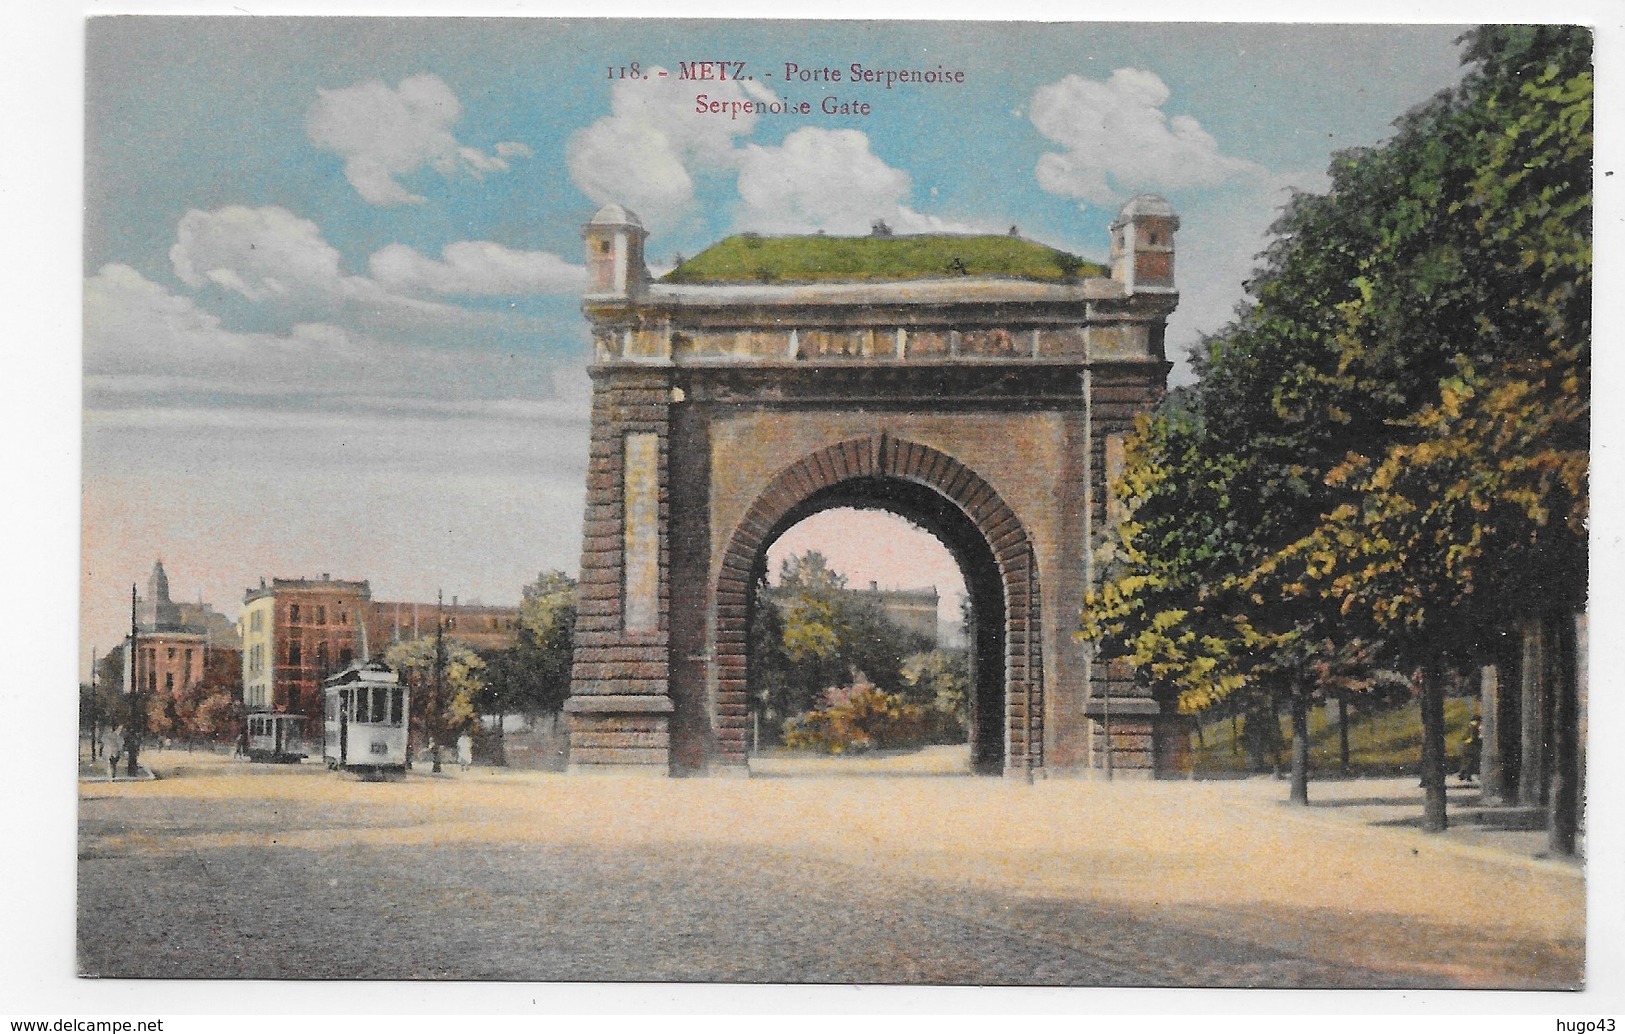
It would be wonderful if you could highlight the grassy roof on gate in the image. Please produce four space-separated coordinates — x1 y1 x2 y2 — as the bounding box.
661 232 1106 285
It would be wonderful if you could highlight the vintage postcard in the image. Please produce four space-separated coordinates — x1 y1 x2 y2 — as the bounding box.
34 7 1611 1015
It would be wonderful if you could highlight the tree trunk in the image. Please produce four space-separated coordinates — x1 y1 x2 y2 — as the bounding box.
1289 687 1310 805
1270 699 1285 777
1518 616 1547 806
1337 692 1350 775
1478 660 1502 802
1548 612 1580 856
1419 662 1448 833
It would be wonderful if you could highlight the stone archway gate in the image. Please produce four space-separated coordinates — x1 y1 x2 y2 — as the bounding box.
562 197 1182 777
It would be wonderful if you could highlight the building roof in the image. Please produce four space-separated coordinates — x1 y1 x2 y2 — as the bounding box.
245 576 371 603
587 203 644 228
662 233 1106 286
1111 193 1176 217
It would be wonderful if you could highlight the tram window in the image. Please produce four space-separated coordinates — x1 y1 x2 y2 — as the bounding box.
390 687 403 726
350 688 364 722
371 687 387 724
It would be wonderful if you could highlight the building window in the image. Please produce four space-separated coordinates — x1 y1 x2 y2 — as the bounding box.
289 604 301 623
339 647 353 668
316 642 328 672
316 605 326 625
251 611 263 632
289 642 302 666
165 673 174 692
289 687 300 710
339 610 349 625
167 648 176 660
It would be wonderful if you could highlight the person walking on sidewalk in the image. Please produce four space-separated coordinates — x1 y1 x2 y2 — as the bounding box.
1458 716 1483 782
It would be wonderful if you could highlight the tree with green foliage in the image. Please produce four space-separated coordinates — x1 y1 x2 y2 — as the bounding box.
384 632 487 761
1082 26 1590 825
748 550 936 745
478 572 577 762
482 571 577 715
901 649 970 725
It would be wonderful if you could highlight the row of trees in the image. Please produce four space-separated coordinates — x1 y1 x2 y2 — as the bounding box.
81 648 245 758
381 571 577 761
1081 26 1590 829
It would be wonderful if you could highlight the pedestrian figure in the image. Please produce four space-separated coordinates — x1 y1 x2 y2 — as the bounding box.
457 733 473 773
108 746 121 779
1458 716 1483 782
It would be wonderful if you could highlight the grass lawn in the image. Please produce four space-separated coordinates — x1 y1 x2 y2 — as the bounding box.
664 232 1106 284
1189 695 1478 778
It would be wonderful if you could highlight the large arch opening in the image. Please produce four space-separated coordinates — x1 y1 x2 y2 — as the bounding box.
711 435 1041 777
751 480 1005 774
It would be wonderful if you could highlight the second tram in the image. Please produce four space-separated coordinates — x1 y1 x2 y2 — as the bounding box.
245 712 308 763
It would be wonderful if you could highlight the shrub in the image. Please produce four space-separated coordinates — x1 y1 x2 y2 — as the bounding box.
781 685 933 754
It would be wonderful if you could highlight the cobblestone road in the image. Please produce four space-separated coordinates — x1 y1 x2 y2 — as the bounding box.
76 749 1583 987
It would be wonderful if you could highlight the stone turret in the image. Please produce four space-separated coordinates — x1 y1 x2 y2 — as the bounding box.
1110 194 1178 295
582 203 649 298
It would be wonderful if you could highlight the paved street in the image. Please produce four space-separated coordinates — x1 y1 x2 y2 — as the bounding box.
76 747 1583 987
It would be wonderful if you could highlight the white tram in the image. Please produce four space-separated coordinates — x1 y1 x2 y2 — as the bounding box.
323 660 408 778
246 712 307 763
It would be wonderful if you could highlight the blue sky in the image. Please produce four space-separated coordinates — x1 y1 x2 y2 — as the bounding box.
80 17 1486 665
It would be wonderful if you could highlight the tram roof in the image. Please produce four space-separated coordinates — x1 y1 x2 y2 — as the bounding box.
322 659 399 688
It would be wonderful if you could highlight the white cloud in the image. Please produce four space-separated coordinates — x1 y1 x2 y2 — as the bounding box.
171 205 347 302
85 262 580 410
167 205 538 337
1030 68 1263 209
87 261 367 377
566 68 761 227
735 127 985 236
306 74 530 206
369 241 586 296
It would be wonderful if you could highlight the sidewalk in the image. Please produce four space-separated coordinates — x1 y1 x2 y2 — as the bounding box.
1220 774 1583 877
77 757 156 782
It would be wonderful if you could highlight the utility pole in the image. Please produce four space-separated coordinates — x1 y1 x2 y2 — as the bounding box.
125 584 143 778
432 589 445 773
